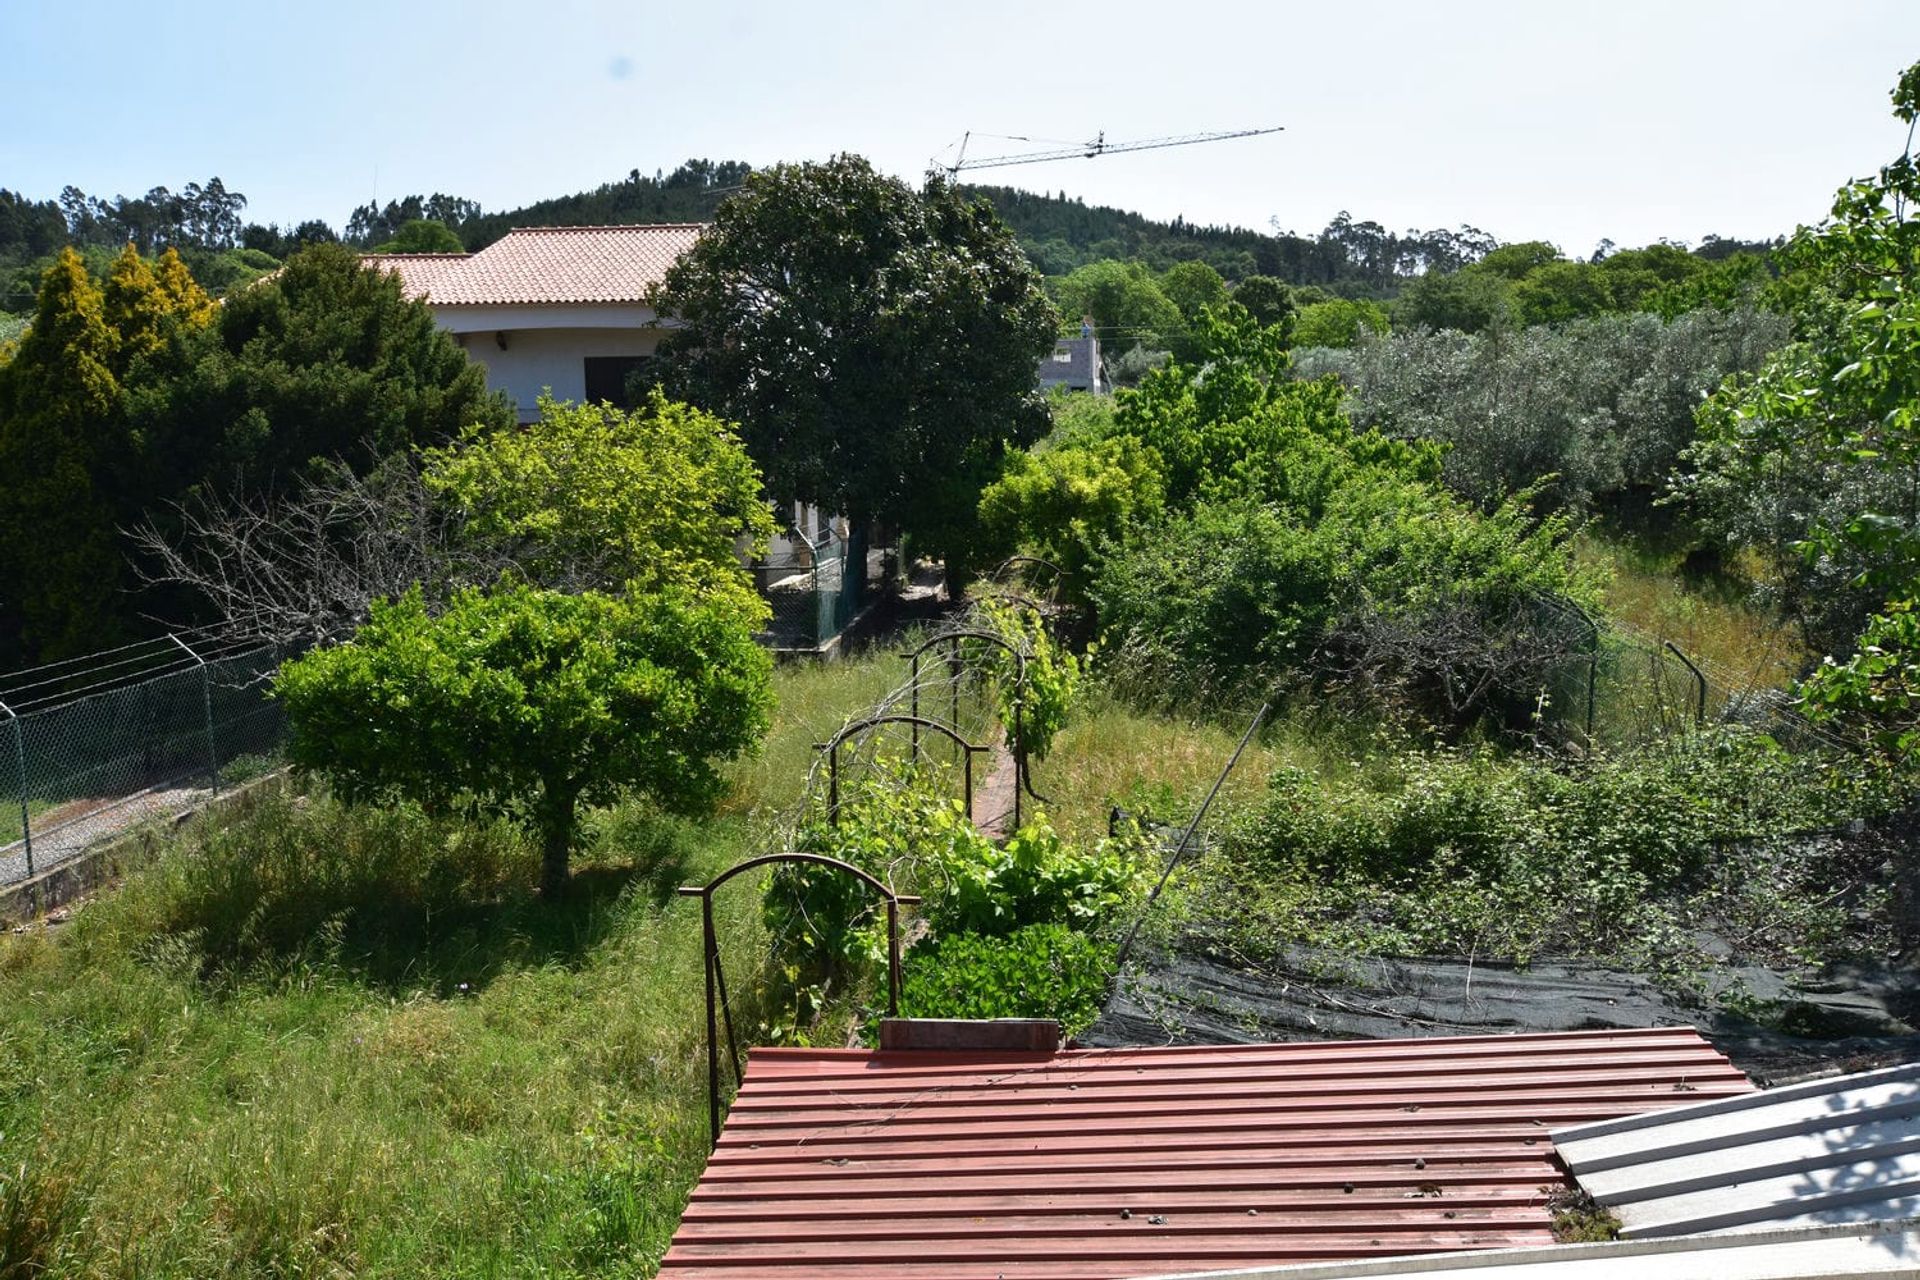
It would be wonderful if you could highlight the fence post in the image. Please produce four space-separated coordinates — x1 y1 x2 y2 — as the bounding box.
169 634 218 789
1663 641 1708 728
1 698 30 877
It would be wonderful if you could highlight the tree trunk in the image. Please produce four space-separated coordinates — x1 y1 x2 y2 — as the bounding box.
537 786 577 899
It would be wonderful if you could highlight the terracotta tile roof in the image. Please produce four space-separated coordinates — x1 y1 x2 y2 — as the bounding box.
359 252 472 301
657 1027 1752 1280
363 224 703 307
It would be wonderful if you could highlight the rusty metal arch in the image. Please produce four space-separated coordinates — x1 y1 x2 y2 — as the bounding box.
678 852 921 1145
904 628 1037 827
991 555 1066 603
817 712 991 826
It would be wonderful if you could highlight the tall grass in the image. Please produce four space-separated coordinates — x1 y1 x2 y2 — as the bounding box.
1577 530 1808 691
1031 687 1373 845
0 650 917 1278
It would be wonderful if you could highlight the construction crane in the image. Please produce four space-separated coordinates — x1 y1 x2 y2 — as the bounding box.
935 126 1283 178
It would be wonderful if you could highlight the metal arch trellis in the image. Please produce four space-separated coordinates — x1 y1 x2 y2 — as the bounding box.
677 852 920 1146
817 713 992 826
904 627 1049 824
990 555 1066 605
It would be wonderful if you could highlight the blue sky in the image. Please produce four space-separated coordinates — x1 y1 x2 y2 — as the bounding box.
6 0 1919 255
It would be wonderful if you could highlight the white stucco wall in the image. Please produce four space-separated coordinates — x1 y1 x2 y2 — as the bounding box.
451 325 664 421
425 303 669 421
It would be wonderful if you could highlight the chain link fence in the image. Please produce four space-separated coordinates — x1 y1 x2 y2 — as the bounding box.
754 524 888 652
1533 596 1842 754
1 632 289 887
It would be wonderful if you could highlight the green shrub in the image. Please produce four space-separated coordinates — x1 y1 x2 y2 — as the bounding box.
1208 726 1897 969
931 814 1142 937
899 925 1115 1034
976 434 1165 599
1093 487 1590 719
766 783 1145 997
277 582 773 897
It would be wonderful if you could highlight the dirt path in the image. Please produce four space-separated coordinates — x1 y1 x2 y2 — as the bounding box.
970 729 1020 839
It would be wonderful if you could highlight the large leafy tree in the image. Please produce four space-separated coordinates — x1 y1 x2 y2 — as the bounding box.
1053 259 1182 350
651 155 1057 575
277 583 772 897
1682 59 1920 653
1694 59 1920 751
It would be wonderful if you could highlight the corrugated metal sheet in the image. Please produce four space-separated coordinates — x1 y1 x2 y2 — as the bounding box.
1553 1060 1920 1239
658 1027 1750 1280
1144 1220 1920 1279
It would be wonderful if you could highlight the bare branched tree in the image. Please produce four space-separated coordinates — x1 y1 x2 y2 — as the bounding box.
130 454 515 650
1327 593 1592 733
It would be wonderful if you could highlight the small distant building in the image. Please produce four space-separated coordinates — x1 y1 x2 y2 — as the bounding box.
364 223 701 422
1038 334 1104 393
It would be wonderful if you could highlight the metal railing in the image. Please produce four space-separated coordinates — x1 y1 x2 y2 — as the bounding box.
0 631 287 887
1532 596 1835 754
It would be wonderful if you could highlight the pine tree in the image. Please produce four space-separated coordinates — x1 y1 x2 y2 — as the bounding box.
0 249 129 660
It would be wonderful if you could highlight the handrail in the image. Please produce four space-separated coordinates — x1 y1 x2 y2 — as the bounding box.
678 853 921 1146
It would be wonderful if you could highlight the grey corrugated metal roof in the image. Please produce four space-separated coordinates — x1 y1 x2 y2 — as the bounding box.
1552 1061 1920 1239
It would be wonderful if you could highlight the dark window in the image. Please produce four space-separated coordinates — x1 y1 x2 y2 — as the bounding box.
583 355 651 408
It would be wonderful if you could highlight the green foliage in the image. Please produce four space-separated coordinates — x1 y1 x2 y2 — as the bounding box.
1116 307 1442 509
1395 266 1514 333
976 597 1085 764
1512 259 1615 326
424 391 776 604
1212 727 1896 969
652 155 1057 568
1292 297 1388 348
1093 484 1589 718
131 240 513 495
769 783 1142 995
1799 598 1920 760
1231 274 1297 332
899 924 1114 1033
1680 59 1920 657
1301 308 1789 514
929 813 1141 936
371 218 465 254
1053 258 1183 351
977 433 1166 596
276 583 773 896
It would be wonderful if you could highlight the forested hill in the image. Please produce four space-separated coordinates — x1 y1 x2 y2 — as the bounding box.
456 163 1472 296
3 158 1782 315
961 183 1382 290
449 160 752 249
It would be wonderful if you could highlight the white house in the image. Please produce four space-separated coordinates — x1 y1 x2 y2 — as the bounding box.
364 223 701 422
368 223 874 649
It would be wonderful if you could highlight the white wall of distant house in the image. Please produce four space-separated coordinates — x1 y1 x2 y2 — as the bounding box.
431 303 668 422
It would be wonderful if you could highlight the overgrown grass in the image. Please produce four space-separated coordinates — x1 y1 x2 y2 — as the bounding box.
1578 529 1808 691
0 652 911 1278
1030 686 1373 844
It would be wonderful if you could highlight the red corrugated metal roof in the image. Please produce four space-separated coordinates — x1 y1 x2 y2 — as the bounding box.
363 223 703 307
658 1027 1751 1280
